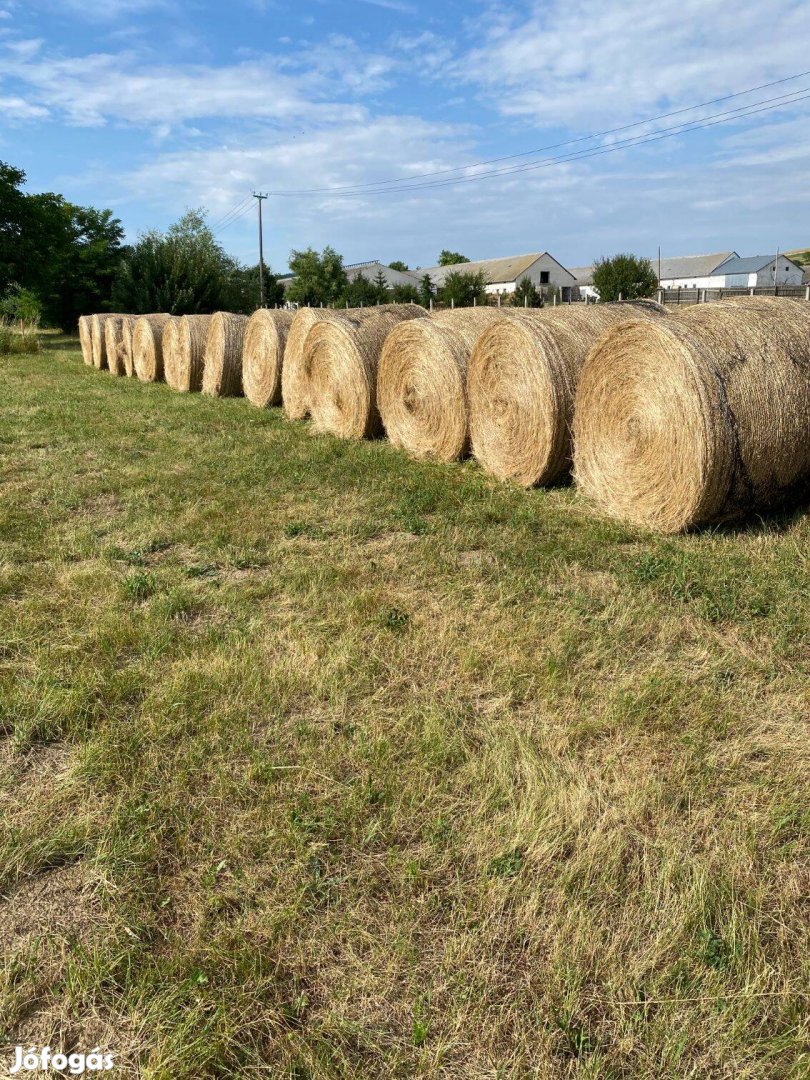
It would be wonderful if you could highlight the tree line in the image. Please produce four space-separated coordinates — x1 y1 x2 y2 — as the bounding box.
1 158 658 329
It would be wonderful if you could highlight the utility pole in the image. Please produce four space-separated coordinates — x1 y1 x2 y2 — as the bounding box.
253 192 268 307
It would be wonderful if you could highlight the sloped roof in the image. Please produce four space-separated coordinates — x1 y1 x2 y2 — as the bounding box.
567 266 594 285
420 252 575 286
345 260 421 286
658 252 737 280
718 254 787 275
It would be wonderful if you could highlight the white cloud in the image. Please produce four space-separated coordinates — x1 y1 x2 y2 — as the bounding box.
453 0 810 129
0 93 49 120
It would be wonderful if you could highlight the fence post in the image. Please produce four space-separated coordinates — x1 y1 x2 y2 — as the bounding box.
497 294 501 308
657 289 663 304
749 287 755 297
429 297 433 312
451 298 454 310
524 295 528 308
806 285 810 302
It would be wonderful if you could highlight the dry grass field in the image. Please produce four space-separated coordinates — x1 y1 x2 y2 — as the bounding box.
1 338 809 1077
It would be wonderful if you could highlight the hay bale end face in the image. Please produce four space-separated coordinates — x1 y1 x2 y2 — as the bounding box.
468 304 666 488
202 312 249 397
104 316 127 376
573 297 810 532
243 309 295 408
78 316 93 366
132 314 171 382
89 313 123 370
167 314 211 393
306 305 428 440
121 316 137 377
378 308 514 463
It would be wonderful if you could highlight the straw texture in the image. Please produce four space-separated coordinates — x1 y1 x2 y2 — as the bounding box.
78 316 93 366
573 297 810 532
306 305 428 440
121 317 137 377
90 313 124 370
378 308 517 462
162 318 181 388
104 316 127 376
133 314 171 382
164 314 211 392
468 303 666 488
202 312 249 397
243 309 295 408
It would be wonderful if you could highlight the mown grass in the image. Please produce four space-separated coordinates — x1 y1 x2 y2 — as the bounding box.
1 341 809 1077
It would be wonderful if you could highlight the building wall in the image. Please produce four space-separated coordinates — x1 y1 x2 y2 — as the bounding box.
751 257 804 287
660 274 722 290
485 254 576 296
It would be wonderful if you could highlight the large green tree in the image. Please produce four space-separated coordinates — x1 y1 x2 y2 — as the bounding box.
0 161 124 328
112 209 276 315
286 246 348 307
592 254 658 302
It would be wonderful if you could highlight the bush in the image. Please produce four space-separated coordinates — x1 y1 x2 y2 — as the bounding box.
512 277 541 308
592 254 658 303
0 319 40 354
439 269 488 308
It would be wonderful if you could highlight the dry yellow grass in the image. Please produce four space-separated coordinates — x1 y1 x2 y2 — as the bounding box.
132 314 172 382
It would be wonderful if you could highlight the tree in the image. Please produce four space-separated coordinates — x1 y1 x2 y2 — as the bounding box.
419 274 434 307
1 285 41 324
341 272 379 308
388 260 409 272
286 246 348 306
438 250 470 266
0 160 124 328
390 283 420 304
591 254 658 303
224 263 284 313
372 268 389 303
440 269 488 308
112 209 236 315
512 276 542 308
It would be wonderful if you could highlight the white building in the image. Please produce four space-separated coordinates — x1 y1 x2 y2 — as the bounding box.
657 252 738 290
418 252 576 299
568 266 598 301
712 254 804 288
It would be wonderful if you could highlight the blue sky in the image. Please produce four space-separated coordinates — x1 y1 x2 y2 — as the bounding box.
1 0 809 273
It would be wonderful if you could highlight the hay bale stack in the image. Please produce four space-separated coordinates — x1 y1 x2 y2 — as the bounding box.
243 309 295 408
306 305 428 440
78 316 93 365
202 312 249 397
132 314 171 382
468 304 666 488
90 313 124 370
164 314 211 392
121 316 137 376
104 316 128 376
377 308 521 462
573 297 810 532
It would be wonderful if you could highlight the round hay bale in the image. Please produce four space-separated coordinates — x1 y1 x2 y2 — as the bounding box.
165 314 211 392
306 305 428 440
281 306 401 420
243 309 295 408
121 316 137 377
378 308 515 462
104 316 127 376
468 304 666 488
132 314 171 382
573 297 810 532
162 318 181 389
78 316 93 365
90 313 124 370
202 312 249 397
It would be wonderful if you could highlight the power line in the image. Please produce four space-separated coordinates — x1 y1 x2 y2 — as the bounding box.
265 87 810 199
261 68 810 196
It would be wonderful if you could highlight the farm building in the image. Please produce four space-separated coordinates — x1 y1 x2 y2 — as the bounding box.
343 261 422 289
656 252 738 290
657 251 804 289
713 254 805 288
418 252 576 299
568 266 598 301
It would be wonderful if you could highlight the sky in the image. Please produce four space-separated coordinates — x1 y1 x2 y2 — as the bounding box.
1 0 809 274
